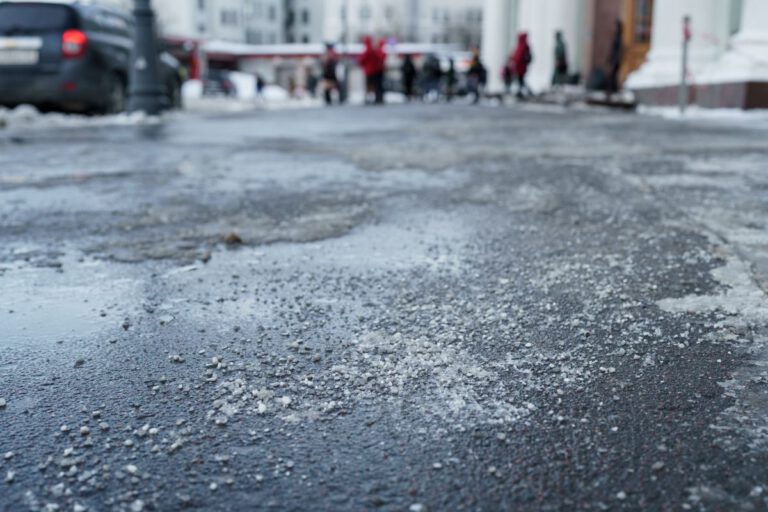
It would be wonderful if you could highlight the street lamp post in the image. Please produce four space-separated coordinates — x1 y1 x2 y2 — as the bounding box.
128 0 165 115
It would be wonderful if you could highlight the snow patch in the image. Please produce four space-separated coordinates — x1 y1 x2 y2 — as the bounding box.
658 256 768 327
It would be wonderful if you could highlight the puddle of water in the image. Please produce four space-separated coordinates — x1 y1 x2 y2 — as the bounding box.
0 254 141 348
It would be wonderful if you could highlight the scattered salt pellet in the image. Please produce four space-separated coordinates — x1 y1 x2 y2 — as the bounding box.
0 398 6 408
125 465 139 475
80 426 90 436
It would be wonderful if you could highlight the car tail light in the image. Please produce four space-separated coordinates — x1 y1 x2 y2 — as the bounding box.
62 30 88 59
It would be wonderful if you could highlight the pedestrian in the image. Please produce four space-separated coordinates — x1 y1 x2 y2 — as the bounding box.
422 54 442 102
374 39 387 104
467 49 487 104
606 19 624 100
322 44 340 106
401 54 417 101
502 63 513 96
511 32 533 99
358 36 380 104
254 73 265 101
552 31 568 87
445 58 457 102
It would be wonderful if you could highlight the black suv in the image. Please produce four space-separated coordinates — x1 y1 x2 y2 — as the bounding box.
0 1 184 114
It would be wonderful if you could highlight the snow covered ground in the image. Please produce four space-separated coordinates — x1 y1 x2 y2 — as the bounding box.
639 105 768 128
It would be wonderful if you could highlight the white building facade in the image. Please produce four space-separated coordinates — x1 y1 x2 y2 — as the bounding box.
481 0 768 108
152 0 482 47
626 0 768 108
152 0 285 43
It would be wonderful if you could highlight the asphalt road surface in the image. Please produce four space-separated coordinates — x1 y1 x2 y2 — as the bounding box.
2 104 768 511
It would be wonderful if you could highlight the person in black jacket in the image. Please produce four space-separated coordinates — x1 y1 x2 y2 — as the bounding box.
606 20 624 99
322 44 340 105
467 49 487 104
401 54 417 101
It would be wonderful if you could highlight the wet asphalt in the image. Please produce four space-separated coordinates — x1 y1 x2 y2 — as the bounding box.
1 103 768 511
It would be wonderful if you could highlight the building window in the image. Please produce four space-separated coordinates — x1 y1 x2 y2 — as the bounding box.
268 4 276 21
385 6 394 20
220 9 238 26
360 4 371 20
302 34 309 43
197 0 205 10
301 9 309 24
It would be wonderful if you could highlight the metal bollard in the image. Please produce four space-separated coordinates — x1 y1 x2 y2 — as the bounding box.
128 0 164 115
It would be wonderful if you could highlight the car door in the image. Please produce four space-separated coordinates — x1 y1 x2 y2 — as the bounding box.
79 7 132 78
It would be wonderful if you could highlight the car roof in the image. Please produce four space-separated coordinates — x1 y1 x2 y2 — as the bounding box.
0 0 129 17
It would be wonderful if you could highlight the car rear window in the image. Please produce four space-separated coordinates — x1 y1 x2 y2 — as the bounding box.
0 4 77 34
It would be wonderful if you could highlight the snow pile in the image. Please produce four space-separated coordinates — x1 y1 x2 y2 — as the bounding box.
0 105 163 131
639 105 768 126
181 79 203 102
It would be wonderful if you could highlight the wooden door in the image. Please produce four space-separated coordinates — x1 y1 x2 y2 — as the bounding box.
621 0 653 83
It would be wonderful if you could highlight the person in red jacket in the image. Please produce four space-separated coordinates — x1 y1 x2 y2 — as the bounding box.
358 36 380 104
510 32 533 99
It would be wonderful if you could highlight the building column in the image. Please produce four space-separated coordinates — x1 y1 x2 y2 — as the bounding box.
481 0 511 94
516 0 583 93
702 0 768 83
626 0 727 90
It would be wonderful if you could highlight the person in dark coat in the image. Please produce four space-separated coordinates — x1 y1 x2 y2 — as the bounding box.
445 58 457 102
322 44 339 105
552 31 568 87
401 54 417 101
606 20 624 99
467 49 487 104
373 39 387 104
511 32 533 99
422 53 442 102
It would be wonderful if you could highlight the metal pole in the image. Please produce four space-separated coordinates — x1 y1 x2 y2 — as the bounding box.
679 15 691 114
128 0 165 115
340 0 350 103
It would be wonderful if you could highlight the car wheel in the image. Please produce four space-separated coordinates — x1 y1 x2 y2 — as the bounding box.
105 73 126 114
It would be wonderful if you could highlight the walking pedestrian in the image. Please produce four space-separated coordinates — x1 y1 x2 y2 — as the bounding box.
374 39 387 104
467 49 487 104
511 32 533 99
445 58 457 102
401 54 417 101
552 31 569 87
322 44 340 105
606 20 624 100
359 37 380 104
422 54 442 102
502 63 513 96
